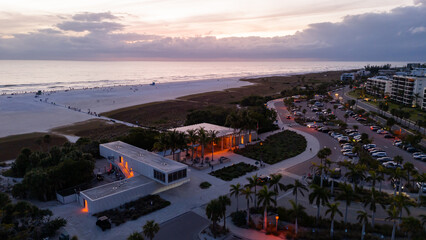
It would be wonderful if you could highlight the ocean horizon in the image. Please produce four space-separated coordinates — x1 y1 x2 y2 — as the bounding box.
0 60 408 94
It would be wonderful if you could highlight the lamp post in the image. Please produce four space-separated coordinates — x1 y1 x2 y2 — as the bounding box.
275 215 279 232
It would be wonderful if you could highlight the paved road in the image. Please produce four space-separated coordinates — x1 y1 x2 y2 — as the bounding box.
340 86 426 134
154 211 209 240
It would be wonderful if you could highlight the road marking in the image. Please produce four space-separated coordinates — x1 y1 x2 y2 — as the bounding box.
384 146 388 148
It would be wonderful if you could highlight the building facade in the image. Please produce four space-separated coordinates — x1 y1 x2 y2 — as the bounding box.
365 76 392 97
78 141 189 213
390 75 426 108
340 73 355 81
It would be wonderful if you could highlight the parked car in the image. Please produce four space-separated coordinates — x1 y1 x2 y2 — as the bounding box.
414 154 426 160
377 157 392 163
384 134 394 139
370 126 380 131
343 152 357 157
331 168 342 179
338 136 349 143
257 175 271 184
372 152 387 158
416 182 426 193
383 161 402 169
406 147 417 153
363 144 376 150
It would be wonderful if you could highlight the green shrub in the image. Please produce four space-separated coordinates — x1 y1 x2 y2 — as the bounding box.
231 211 247 227
199 181 212 189
210 162 258 181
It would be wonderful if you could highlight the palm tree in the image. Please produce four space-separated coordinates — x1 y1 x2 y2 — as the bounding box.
197 127 209 163
287 179 308 207
241 186 253 225
166 130 182 160
289 199 306 235
246 174 259 208
417 173 426 203
366 170 380 189
400 217 422 240
218 195 231 230
345 164 366 190
268 174 286 206
392 194 414 227
153 133 169 156
142 220 160 240
363 187 384 227
377 165 386 193
225 111 241 147
403 162 415 187
357 210 369 240
208 130 219 161
336 183 356 226
386 205 400 240
230 183 242 211
257 185 277 230
127 232 144 240
317 148 332 187
309 184 330 224
388 167 406 195
325 202 342 238
206 199 223 238
186 129 198 162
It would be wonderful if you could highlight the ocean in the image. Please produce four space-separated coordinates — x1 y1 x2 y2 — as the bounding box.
0 60 407 94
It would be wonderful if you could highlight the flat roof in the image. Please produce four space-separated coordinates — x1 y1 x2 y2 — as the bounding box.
81 175 154 201
100 141 187 173
172 123 235 138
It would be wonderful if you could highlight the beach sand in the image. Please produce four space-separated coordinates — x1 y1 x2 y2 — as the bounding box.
0 78 251 138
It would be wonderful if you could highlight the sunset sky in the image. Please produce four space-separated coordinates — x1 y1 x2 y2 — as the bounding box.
0 0 425 60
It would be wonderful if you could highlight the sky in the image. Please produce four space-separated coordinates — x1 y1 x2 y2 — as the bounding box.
0 0 425 61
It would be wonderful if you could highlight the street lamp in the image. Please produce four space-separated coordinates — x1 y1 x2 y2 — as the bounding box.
275 215 279 232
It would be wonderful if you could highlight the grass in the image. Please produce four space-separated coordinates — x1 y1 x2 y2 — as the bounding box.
210 162 258 181
101 70 347 129
93 195 170 226
52 119 132 141
0 132 68 162
235 130 307 164
348 89 426 123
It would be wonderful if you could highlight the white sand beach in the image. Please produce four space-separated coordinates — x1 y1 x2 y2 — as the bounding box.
0 79 251 138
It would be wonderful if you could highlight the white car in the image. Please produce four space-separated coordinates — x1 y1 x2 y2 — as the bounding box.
363 144 376 150
372 152 387 158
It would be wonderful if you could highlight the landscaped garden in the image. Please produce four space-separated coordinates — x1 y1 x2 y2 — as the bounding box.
209 162 258 181
93 195 170 226
234 130 307 164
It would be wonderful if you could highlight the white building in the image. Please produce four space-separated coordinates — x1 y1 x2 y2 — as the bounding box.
172 122 257 150
340 73 355 81
365 76 392 97
390 75 426 108
78 141 189 213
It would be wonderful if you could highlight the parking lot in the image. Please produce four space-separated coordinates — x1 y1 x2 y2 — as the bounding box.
285 95 426 193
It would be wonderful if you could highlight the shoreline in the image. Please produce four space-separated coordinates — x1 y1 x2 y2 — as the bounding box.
0 69 352 139
0 78 252 138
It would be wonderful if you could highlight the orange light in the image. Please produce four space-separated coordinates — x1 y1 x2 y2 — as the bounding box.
82 199 89 213
275 216 279 220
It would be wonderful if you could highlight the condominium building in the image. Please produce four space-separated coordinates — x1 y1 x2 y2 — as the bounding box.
365 76 392 97
390 75 426 108
340 73 355 81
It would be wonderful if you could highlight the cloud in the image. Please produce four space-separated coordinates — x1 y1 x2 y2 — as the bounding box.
72 12 118 22
57 21 124 33
410 26 426 33
0 5 425 61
